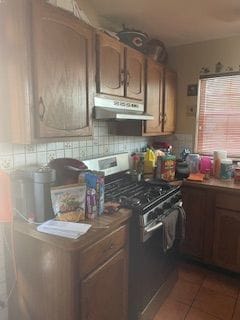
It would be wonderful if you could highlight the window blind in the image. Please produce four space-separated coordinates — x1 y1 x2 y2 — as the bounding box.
196 74 240 157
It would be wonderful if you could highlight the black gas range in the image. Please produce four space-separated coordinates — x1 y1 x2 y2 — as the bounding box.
84 154 181 320
105 174 181 242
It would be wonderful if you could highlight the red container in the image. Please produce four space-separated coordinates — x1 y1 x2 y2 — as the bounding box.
0 170 13 222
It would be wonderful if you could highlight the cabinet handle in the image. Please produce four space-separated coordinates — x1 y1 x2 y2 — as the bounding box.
163 113 167 123
39 97 46 121
159 112 163 123
103 242 114 254
120 69 125 85
126 71 130 86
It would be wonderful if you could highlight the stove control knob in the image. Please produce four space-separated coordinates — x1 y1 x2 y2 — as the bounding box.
163 202 170 210
171 196 177 204
155 207 163 216
153 209 159 219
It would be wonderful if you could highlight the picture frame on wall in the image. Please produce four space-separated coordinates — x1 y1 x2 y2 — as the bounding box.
187 84 198 96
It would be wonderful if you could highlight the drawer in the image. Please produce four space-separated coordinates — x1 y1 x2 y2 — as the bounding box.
216 193 240 211
79 224 128 277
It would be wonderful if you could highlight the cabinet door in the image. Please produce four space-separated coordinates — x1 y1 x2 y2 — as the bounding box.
181 187 206 258
97 33 124 97
144 59 164 134
213 209 240 272
81 249 128 320
163 69 177 133
32 2 94 138
125 48 145 100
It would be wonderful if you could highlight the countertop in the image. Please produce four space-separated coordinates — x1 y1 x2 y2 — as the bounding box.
182 177 240 193
13 208 132 252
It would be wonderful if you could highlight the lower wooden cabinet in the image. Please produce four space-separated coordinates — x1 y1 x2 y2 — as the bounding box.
181 187 207 259
213 209 240 272
181 180 240 273
81 249 128 320
8 212 131 320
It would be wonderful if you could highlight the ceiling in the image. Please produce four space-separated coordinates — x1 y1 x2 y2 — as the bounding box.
88 0 240 47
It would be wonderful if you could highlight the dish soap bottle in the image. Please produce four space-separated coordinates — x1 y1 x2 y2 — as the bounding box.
144 149 156 178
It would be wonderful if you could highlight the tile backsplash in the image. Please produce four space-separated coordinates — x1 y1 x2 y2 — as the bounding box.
0 121 150 171
153 133 194 158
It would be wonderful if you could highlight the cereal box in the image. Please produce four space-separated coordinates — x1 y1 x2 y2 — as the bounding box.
84 171 105 219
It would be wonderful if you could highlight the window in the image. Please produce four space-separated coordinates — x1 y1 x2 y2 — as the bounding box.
196 73 240 157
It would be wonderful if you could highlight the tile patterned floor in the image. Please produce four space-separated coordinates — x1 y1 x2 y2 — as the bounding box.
153 261 240 320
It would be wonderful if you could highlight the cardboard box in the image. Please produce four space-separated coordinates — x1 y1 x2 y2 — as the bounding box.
84 171 105 219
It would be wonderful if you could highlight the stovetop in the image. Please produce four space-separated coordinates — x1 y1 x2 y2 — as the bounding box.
105 174 180 214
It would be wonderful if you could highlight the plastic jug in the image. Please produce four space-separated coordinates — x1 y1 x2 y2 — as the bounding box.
186 154 200 173
200 156 212 174
144 149 156 176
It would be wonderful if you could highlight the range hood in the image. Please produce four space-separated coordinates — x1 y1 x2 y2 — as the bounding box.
94 96 154 121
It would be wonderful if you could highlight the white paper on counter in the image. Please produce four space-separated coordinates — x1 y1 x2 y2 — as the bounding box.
37 219 91 239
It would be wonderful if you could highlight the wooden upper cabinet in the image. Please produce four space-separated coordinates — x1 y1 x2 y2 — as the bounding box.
125 48 145 100
97 33 124 97
96 33 145 101
144 59 164 134
32 1 94 138
164 68 177 133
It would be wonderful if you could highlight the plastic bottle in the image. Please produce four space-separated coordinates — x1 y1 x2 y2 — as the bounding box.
220 159 232 180
213 150 227 178
186 154 200 173
144 149 156 177
234 162 240 184
200 156 212 174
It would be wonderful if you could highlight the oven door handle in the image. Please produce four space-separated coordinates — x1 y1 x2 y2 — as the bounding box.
145 221 163 233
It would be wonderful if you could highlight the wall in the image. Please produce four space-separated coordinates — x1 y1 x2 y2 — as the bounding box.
0 2 151 319
47 0 101 27
168 35 240 138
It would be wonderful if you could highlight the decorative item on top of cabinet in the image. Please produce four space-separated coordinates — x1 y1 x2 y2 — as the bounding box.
96 32 145 101
2 0 94 143
32 1 94 138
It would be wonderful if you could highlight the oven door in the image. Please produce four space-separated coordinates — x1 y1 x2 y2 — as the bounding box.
129 208 179 320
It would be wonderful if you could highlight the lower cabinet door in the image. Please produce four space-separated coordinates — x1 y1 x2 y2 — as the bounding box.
181 187 206 258
80 249 128 320
213 208 240 273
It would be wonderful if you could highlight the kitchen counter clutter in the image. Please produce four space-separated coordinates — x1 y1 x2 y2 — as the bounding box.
13 208 131 251
7 209 131 320
181 177 240 274
183 176 240 193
